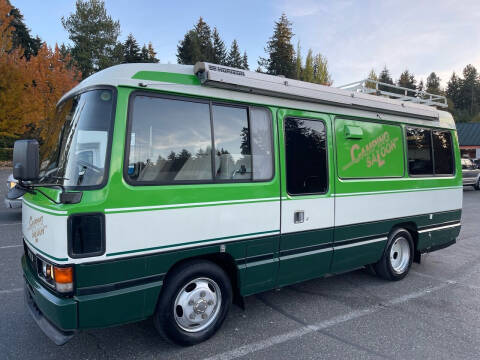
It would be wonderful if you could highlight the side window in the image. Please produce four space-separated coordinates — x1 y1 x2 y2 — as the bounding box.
285 118 328 195
335 119 404 178
212 105 251 180
127 96 213 183
432 130 454 175
125 94 274 184
406 127 433 175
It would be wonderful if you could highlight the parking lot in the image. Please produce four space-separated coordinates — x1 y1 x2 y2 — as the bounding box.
1 167 479 359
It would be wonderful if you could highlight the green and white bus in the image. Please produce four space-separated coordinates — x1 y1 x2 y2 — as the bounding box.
14 62 462 346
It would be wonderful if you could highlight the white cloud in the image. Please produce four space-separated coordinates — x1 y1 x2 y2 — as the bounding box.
278 0 480 87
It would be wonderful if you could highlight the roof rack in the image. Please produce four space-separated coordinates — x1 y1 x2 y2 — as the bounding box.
337 79 447 108
193 62 440 120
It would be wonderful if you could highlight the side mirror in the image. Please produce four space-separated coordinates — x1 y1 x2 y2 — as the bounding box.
13 140 39 181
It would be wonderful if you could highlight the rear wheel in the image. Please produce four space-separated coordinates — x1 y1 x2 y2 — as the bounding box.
374 229 413 281
154 260 232 346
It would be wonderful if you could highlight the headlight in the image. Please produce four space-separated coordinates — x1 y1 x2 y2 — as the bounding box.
8 181 16 189
36 257 74 294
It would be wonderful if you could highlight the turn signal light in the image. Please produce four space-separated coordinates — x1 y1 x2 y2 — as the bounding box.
54 266 74 293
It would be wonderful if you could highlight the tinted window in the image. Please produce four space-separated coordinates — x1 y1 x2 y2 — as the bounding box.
285 118 328 195
432 130 454 175
212 105 251 180
127 96 212 183
406 127 433 175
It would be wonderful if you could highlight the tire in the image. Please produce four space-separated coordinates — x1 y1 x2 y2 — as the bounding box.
154 260 232 346
474 178 480 190
374 228 414 281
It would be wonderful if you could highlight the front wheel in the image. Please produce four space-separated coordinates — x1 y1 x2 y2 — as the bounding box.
374 229 414 281
154 260 232 346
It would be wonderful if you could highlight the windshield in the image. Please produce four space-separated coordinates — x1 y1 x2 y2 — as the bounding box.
38 89 115 188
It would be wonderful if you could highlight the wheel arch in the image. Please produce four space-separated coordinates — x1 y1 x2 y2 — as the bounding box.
159 252 243 308
389 221 420 263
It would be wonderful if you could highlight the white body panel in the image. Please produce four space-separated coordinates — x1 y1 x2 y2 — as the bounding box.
22 200 68 261
335 187 462 227
281 197 334 233
105 200 280 257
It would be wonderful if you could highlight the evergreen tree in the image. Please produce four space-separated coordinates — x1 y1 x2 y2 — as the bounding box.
366 69 378 89
446 72 462 110
460 64 480 116
378 66 393 91
195 17 213 61
211 27 227 65
147 42 159 63
397 70 416 90
426 72 441 94
177 29 202 64
123 33 142 63
295 41 302 80
259 13 295 78
241 51 249 70
8 4 41 59
313 53 332 85
303 49 314 82
417 79 424 92
226 39 242 68
62 0 121 78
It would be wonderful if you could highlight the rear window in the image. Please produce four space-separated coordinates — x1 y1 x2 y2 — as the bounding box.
406 127 454 176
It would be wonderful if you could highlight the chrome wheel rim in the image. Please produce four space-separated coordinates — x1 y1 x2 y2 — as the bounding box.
389 237 411 274
173 277 222 333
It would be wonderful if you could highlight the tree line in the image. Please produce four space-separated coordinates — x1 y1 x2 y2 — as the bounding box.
1 0 480 163
367 65 480 122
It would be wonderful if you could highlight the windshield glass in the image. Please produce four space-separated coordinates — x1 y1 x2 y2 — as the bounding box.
38 89 115 188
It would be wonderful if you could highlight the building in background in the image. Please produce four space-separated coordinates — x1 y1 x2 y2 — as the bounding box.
456 123 480 158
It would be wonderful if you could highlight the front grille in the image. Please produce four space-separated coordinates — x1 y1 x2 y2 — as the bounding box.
24 241 36 273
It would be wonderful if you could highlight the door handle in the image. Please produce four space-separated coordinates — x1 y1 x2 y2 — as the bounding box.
294 211 304 224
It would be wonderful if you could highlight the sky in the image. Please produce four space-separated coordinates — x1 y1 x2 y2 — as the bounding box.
12 0 480 87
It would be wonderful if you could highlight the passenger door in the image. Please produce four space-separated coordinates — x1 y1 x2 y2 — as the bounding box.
277 109 334 287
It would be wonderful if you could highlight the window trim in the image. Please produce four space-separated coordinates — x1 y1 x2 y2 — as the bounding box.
284 116 329 196
39 85 117 191
123 91 275 186
432 129 456 177
405 126 456 178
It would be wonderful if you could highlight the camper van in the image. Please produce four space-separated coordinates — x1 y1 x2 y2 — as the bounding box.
13 63 462 346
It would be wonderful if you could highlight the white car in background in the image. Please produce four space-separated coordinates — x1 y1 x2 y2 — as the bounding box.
4 173 22 208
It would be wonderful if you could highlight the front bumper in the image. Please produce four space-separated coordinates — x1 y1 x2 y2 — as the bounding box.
4 197 22 208
22 256 77 345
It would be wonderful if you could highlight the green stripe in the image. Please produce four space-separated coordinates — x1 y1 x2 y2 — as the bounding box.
24 238 68 262
131 71 201 85
106 229 280 257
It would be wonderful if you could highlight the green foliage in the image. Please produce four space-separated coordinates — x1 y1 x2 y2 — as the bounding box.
295 41 302 80
62 0 121 79
259 13 295 78
123 33 142 63
8 4 41 59
226 39 242 68
426 72 441 94
177 17 247 68
0 147 13 161
303 49 314 82
241 51 249 70
397 70 416 90
378 66 394 92
211 27 226 65
366 69 378 89
445 65 480 122
313 53 331 85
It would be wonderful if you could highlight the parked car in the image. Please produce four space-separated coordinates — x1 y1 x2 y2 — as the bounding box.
4 173 22 208
461 158 480 189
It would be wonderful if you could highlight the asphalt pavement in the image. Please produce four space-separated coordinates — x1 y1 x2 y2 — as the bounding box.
1 167 479 360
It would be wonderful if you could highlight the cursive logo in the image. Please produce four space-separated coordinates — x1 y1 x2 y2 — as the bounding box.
27 215 47 243
343 131 399 171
